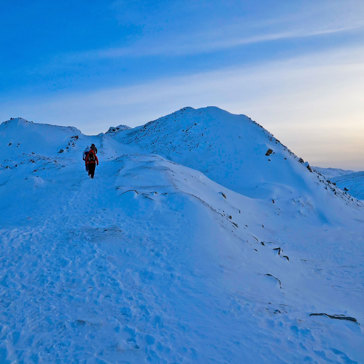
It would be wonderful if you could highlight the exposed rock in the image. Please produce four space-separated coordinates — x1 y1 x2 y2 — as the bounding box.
106 125 131 134
265 273 282 288
309 313 358 324
273 247 281 255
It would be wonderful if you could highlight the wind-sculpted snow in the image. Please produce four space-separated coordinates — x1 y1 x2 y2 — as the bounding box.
118 106 301 199
117 107 359 223
0 110 363 363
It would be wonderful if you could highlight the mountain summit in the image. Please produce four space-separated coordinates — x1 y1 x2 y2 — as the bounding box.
116 106 355 222
0 107 363 363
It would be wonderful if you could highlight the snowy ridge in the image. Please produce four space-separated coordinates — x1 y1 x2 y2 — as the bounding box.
314 166 364 200
330 171 364 200
0 117 81 160
106 124 131 134
314 166 355 180
117 107 359 221
0 108 363 363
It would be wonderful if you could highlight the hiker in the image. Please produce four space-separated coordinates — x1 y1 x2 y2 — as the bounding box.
90 143 98 154
85 147 99 179
83 146 90 172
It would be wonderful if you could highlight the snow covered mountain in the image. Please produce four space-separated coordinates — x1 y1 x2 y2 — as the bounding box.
118 106 315 199
117 107 358 224
313 166 355 180
0 108 363 363
314 166 364 200
331 171 364 200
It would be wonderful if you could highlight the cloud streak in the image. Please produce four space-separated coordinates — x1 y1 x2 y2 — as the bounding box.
64 22 364 61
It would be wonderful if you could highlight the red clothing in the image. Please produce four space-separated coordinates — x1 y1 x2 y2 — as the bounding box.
85 150 99 166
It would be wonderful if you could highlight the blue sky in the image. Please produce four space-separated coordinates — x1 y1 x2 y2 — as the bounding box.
1 0 364 168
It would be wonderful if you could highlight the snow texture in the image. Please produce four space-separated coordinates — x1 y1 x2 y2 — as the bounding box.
315 167 364 200
0 108 363 363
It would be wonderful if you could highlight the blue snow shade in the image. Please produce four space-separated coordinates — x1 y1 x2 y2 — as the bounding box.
0 107 363 362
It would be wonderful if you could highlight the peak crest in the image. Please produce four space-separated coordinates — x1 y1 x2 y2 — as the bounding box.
3 117 33 125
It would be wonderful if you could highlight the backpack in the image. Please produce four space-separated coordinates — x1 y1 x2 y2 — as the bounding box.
87 151 96 162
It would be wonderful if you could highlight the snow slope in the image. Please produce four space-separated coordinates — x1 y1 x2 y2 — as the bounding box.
314 167 364 200
0 111 363 363
314 167 355 180
331 171 364 200
117 106 308 200
117 107 358 223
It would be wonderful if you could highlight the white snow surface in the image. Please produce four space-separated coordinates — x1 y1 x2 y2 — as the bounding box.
313 167 355 180
0 108 363 363
314 167 364 200
330 172 364 200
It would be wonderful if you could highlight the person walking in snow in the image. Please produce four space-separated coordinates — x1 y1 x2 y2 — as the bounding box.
90 143 98 154
83 146 90 172
85 147 99 179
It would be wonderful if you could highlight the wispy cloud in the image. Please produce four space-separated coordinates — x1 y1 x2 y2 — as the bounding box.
64 22 364 61
61 0 364 62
